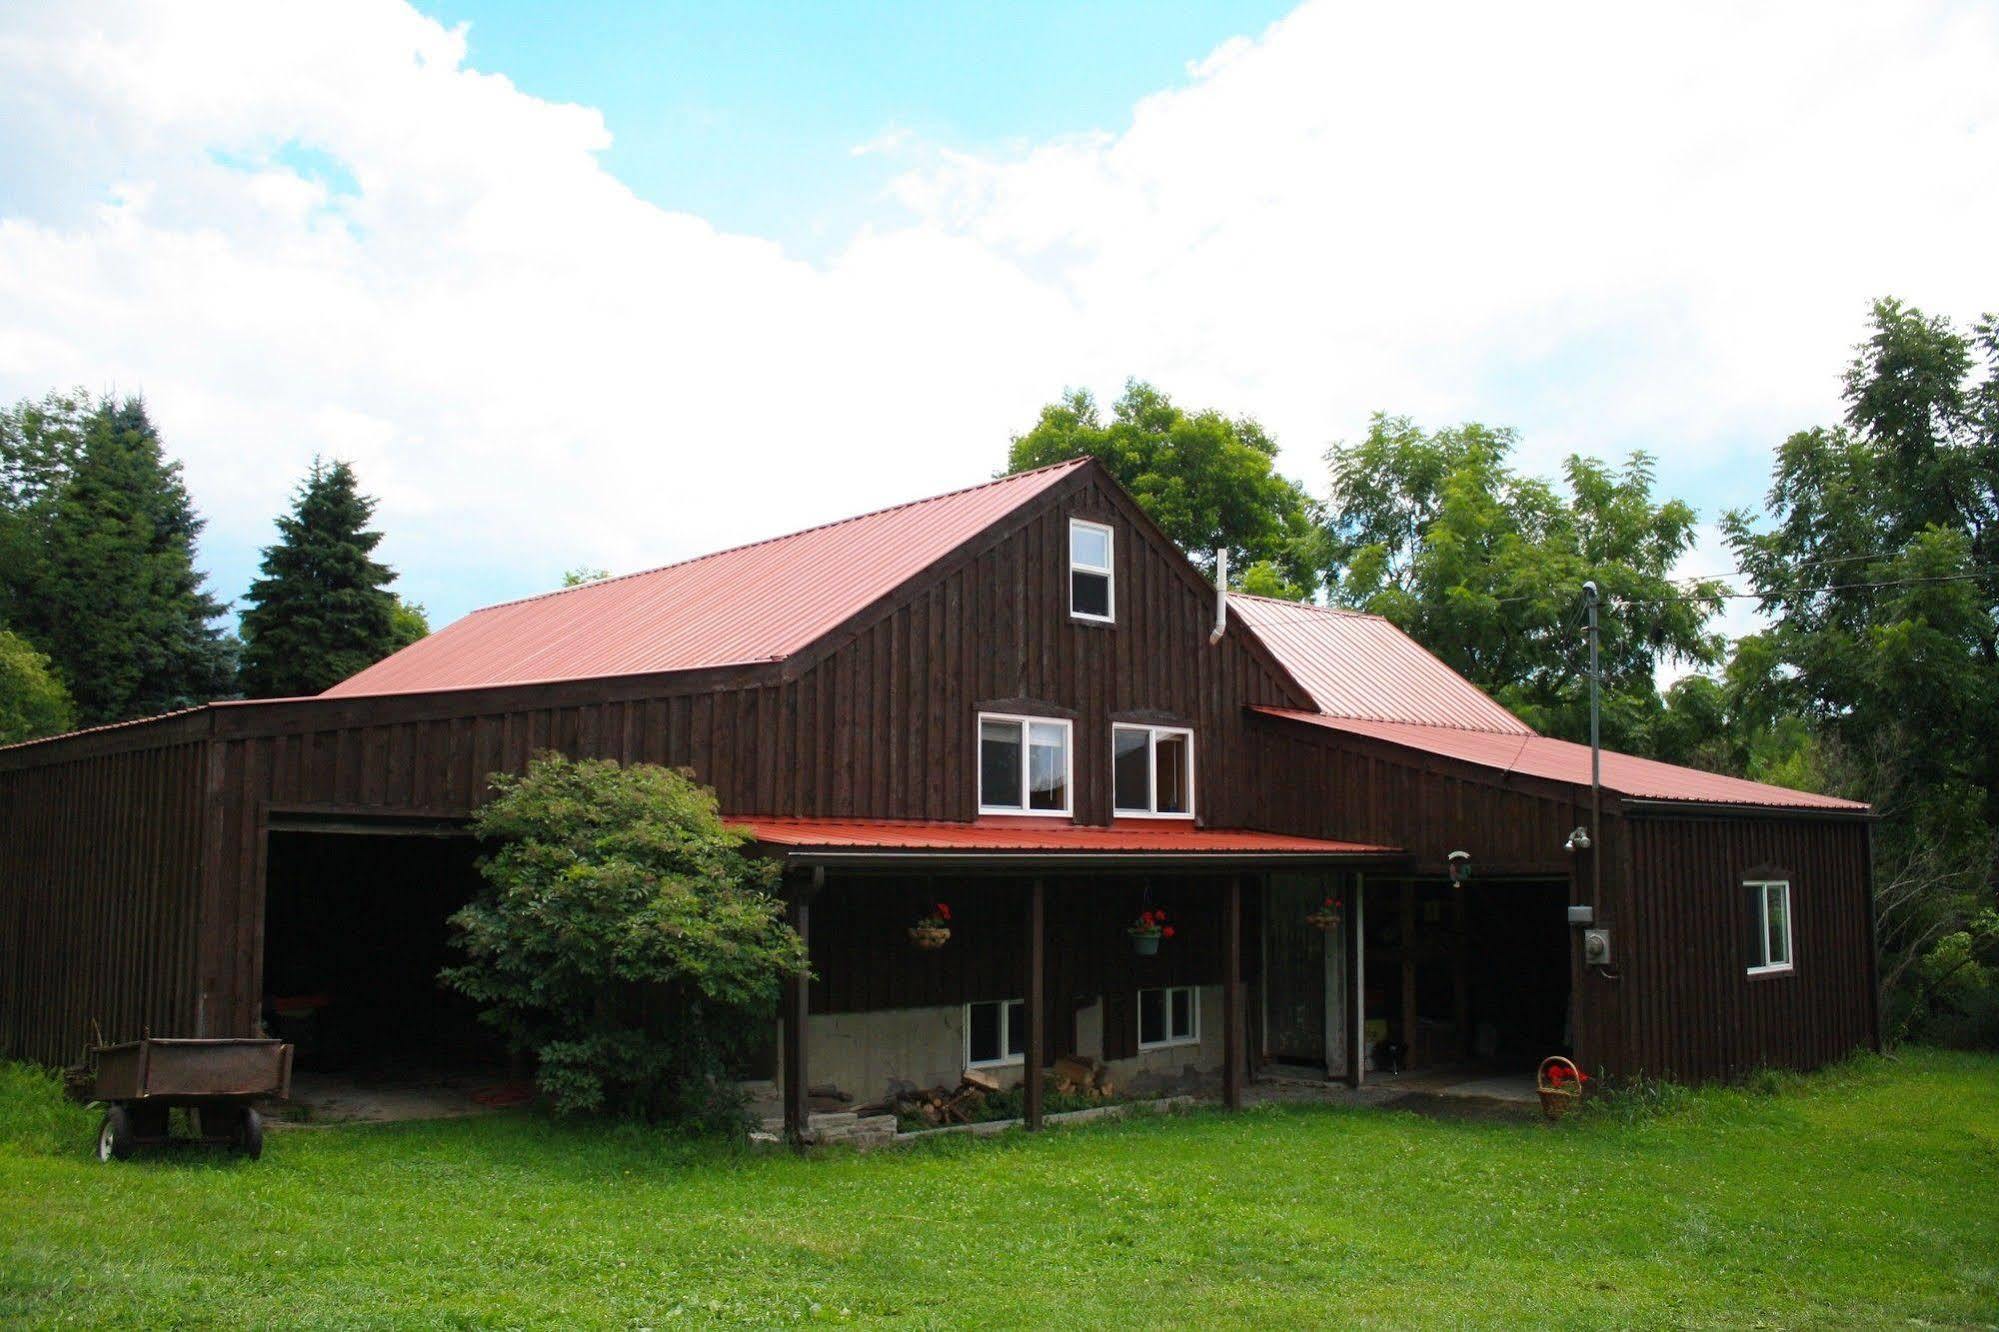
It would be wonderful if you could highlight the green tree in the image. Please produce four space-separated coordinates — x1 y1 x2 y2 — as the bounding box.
239 458 404 698
1006 381 1318 593
388 597 430 650
6 395 234 725
561 566 610 587
0 625 73 743
1723 298 1999 1032
1322 414 1725 749
441 753 807 1123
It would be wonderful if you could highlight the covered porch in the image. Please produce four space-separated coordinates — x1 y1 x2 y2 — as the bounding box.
734 818 1402 1142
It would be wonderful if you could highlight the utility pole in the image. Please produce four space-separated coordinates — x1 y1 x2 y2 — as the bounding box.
1583 580 1602 906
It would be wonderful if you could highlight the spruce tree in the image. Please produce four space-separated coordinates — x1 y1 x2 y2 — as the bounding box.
239 458 403 697
23 396 234 726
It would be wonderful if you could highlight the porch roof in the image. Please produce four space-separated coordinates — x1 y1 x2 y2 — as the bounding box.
729 816 1400 869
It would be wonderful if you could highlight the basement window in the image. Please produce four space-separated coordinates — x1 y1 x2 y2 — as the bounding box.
1746 879 1793 975
1112 724 1195 818
978 713 1072 815
1138 986 1199 1050
1070 519 1115 623
966 999 1026 1067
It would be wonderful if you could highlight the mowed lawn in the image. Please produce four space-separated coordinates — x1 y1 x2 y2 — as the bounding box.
2 1051 1994 1329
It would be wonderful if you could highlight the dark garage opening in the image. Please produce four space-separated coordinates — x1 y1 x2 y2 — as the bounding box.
262 829 501 1074
1364 877 1571 1073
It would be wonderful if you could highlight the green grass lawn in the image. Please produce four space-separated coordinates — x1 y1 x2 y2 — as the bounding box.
2 1051 1995 1329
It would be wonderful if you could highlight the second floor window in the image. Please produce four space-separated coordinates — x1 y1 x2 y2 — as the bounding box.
1113 723 1194 817
979 713 1072 815
1070 519 1114 622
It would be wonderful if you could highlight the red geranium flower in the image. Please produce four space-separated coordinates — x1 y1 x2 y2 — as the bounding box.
1162 926 1176 938
935 902 951 922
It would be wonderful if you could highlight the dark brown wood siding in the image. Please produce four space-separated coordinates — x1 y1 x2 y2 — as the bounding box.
0 738 208 1065
1613 812 1877 1081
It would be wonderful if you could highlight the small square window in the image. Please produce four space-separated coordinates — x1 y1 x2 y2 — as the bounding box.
978 714 1072 815
1747 880 1793 974
966 998 1026 1067
1138 986 1199 1050
1070 519 1114 622
1112 724 1195 818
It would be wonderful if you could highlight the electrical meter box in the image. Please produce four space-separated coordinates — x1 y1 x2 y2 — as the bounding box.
1583 928 1612 965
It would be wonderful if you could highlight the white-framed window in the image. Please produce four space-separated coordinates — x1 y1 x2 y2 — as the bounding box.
966 998 1026 1067
978 713 1072 816
1112 724 1195 818
1138 986 1199 1050
1747 879 1793 974
1070 519 1115 623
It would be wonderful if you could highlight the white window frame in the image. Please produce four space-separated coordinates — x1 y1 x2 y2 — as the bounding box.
1746 879 1794 975
1137 985 1201 1051
1111 723 1196 819
1069 518 1116 624
965 998 1026 1068
977 712 1074 817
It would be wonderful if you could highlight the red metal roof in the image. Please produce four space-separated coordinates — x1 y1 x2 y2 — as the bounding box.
1230 595 1532 734
324 459 1090 697
732 816 1397 857
1255 709 1869 812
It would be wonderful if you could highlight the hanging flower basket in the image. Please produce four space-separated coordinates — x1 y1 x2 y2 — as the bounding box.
1537 1055 1589 1121
1127 909 1174 956
909 902 952 951
1305 896 1344 932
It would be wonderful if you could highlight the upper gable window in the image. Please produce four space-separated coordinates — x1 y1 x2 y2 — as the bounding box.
1113 724 1194 818
1070 519 1115 623
979 713 1072 816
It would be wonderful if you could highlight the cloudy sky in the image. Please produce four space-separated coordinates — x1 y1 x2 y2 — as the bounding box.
1 1 1995 638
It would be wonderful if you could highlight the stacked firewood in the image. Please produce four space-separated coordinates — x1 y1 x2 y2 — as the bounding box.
860 1056 1121 1127
1050 1055 1117 1099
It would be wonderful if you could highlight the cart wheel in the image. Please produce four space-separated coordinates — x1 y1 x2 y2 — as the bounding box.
97 1106 135 1162
232 1107 264 1161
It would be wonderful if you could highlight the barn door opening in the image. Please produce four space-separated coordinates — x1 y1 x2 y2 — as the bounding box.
1362 876 1570 1074
261 827 501 1076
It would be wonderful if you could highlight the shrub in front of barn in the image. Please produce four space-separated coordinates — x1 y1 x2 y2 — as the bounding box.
442 752 808 1127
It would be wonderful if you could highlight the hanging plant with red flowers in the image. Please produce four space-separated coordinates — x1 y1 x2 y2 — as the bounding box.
909 901 952 950
1305 895 1344 932
1127 908 1175 955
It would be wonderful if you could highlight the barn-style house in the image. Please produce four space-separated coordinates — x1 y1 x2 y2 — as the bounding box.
0 459 1877 1134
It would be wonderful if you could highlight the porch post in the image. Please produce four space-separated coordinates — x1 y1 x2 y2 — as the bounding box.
1224 872 1244 1110
1349 872 1365 1087
782 868 820 1147
1024 876 1045 1130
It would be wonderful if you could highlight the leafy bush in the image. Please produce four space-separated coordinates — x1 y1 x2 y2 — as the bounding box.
442 753 807 1126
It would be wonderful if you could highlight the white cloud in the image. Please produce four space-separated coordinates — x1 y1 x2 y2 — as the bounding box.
1 0 1995 629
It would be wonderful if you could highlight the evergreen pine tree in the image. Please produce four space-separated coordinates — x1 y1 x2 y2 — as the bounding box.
239 458 403 697
23 396 233 726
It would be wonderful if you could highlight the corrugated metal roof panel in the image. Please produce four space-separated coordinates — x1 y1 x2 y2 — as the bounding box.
1255 709 1869 812
325 460 1089 697
1230 595 1532 734
731 816 1396 854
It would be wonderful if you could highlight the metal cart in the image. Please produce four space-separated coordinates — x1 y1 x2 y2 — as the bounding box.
78 1038 293 1162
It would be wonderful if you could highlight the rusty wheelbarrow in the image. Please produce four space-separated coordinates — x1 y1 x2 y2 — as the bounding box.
75 1038 293 1162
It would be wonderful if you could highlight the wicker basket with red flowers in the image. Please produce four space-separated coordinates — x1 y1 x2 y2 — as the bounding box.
1536 1055 1590 1120
909 901 952 950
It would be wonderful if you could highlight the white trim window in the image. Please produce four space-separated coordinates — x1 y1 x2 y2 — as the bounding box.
1138 986 1199 1050
1070 519 1115 623
966 998 1026 1067
1747 879 1794 974
978 713 1072 816
1112 724 1195 818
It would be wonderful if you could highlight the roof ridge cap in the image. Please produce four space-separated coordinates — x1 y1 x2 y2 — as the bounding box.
466 457 1091 615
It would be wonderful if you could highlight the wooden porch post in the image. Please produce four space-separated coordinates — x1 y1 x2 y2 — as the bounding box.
1349 872 1366 1087
1224 873 1244 1110
782 868 820 1147
1024 876 1045 1131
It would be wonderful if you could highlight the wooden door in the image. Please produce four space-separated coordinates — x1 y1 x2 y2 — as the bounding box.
1263 875 1328 1065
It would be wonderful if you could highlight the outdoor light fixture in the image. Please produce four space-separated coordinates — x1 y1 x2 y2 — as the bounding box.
1446 850 1471 886
1565 826 1592 853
